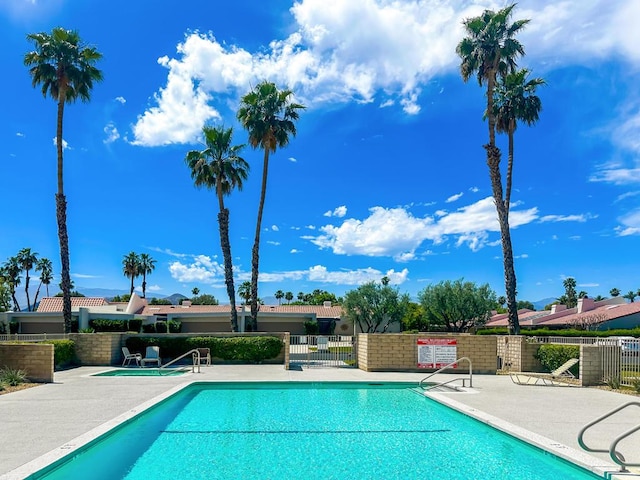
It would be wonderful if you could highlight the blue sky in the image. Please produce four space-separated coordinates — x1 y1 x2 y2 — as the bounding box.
1 0 639 304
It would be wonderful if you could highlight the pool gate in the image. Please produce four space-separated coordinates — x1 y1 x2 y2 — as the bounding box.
289 335 357 368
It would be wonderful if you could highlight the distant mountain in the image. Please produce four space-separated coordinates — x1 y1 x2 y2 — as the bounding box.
532 297 556 311
162 293 188 305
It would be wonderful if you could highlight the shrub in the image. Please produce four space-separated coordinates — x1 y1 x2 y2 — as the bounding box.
605 376 621 390
167 320 182 333
9 321 19 334
0 367 27 386
42 340 75 367
155 321 168 333
303 321 319 335
128 319 143 332
78 328 95 333
142 323 155 333
630 377 640 394
124 336 284 363
89 319 128 332
535 344 580 376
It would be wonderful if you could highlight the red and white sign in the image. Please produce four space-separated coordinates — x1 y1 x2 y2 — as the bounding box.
417 338 457 369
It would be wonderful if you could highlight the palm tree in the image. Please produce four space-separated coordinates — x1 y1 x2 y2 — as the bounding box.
192 287 200 297
34 257 53 306
122 252 140 295
456 5 528 335
185 125 248 332
238 281 252 306
285 291 293 304
297 291 305 302
1 257 22 312
610 288 620 297
16 248 38 311
137 253 156 299
237 81 305 330
493 68 545 212
25 28 103 332
624 291 636 303
275 290 284 305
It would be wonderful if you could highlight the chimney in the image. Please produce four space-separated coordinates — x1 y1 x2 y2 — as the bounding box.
323 301 332 308
577 297 595 314
182 300 192 308
550 304 566 314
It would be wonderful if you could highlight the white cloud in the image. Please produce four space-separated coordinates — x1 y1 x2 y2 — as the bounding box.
469 186 479 193
72 273 101 279
115 96 126 104
579 283 599 288
309 197 539 258
538 214 593 223
445 192 463 203
147 246 189 258
52 137 69 150
267 241 281 246
290 249 300 254
271 225 279 232
103 123 120 144
434 210 447 217
16 132 24 137
616 208 640 236
168 255 224 282
288 157 297 162
323 205 347 218
147 284 162 292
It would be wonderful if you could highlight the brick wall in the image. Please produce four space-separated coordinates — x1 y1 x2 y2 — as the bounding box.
358 334 497 374
579 345 603 387
496 336 543 373
0 343 54 382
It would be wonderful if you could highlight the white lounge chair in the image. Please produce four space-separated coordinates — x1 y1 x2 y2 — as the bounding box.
141 346 161 367
510 358 580 386
194 348 211 366
121 347 141 367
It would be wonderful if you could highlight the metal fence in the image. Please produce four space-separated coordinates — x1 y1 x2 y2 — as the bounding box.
538 336 639 388
0 334 70 342
289 335 357 368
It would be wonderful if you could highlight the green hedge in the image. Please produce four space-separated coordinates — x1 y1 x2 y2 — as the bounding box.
124 336 283 363
535 344 580 376
41 339 75 368
476 327 640 338
89 319 128 332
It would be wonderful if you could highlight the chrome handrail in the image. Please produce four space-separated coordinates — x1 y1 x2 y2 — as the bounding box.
159 349 202 374
419 357 472 389
577 401 640 472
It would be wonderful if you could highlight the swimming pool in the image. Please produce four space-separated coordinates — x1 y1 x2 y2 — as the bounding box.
92 368 189 377
27 382 602 479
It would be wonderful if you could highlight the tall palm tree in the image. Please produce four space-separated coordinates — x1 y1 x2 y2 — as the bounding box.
185 125 248 332
16 248 38 311
238 281 252 306
275 290 284 306
1 257 22 312
122 252 140 295
285 291 293 304
237 81 305 330
493 68 545 212
137 253 156 299
456 5 528 334
34 257 53 306
25 28 103 332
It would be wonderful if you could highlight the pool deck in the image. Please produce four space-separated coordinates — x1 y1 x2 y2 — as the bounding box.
1 365 639 479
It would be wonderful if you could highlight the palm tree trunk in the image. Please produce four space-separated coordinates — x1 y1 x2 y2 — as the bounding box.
142 273 147 298
130 275 134 295
56 96 72 332
11 289 21 312
218 208 239 332
485 145 520 334
33 280 43 310
25 272 31 312
505 123 515 215
250 149 271 332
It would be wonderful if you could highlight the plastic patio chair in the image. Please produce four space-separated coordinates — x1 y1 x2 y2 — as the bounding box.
509 358 580 386
121 347 142 367
141 346 161 367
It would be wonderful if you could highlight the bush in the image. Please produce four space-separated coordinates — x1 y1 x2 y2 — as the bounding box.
167 320 182 333
630 377 640 393
89 319 128 332
9 321 19 334
303 320 319 335
535 344 580 376
142 323 155 333
476 327 640 338
124 336 284 363
0 367 27 386
128 319 143 332
155 321 168 333
42 340 75 367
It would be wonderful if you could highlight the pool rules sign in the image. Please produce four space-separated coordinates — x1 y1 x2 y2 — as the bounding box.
417 338 457 369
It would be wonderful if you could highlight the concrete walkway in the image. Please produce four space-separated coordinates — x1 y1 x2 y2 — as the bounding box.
1 366 639 479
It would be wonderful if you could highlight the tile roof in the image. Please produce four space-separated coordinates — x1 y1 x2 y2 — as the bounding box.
140 304 344 317
36 297 109 312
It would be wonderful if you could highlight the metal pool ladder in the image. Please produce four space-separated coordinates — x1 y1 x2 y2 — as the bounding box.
419 357 473 391
159 349 203 374
577 401 640 472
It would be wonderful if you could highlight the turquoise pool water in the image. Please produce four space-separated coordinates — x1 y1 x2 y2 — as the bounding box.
93 368 188 377
30 382 601 480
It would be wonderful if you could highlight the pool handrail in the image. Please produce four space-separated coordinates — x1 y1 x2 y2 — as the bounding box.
577 401 640 472
159 349 202 374
419 357 472 389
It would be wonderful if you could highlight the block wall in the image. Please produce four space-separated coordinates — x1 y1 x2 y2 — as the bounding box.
0 343 54 382
496 336 543 373
71 333 125 366
358 334 497 374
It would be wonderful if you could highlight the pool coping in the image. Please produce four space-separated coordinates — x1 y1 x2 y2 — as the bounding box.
3 379 638 480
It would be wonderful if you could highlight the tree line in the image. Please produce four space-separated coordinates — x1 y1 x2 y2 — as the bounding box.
0 248 53 312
